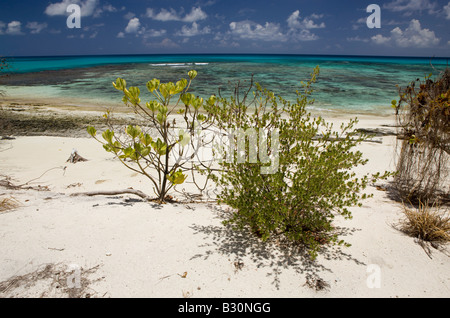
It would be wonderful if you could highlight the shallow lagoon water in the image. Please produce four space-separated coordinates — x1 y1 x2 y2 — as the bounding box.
1 54 448 115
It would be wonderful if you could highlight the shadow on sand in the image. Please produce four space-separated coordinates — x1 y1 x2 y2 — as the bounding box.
189 204 366 291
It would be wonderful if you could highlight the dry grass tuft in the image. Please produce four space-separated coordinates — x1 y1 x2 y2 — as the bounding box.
399 201 450 244
0 196 20 212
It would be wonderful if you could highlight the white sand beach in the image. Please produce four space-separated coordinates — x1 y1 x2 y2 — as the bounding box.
0 109 449 298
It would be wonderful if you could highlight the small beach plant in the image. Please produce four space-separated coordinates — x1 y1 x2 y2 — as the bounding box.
210 67 392 259
88 70 218 202
0 56 10 96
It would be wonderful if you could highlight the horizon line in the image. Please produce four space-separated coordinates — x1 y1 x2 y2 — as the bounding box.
3 53 450 60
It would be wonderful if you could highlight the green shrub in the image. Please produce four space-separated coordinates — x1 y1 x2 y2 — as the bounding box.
209 67 391 259
88 70 218 202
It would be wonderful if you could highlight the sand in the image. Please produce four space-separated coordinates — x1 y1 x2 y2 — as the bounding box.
0 106 449 298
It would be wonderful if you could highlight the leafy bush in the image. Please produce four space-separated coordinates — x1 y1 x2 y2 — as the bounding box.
392 68 449 205
209 67 391 259
88 70 218 202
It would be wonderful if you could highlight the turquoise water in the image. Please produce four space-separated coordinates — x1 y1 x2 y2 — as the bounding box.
1 54 449 114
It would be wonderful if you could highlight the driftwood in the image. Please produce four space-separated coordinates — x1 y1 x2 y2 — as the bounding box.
71 189 154 202
67 149 88 164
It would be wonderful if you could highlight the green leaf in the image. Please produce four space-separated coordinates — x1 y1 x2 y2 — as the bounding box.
87 126 97 137
159 83 174 99
175 79 188 94
103 144 112 152
146 100 160 112
168 169 187 185
207 95 217 106
127 87 141 105
113 78 126 90
178 130 191 147
181 93 194 106
167 82 176 95
123 146 134 157
197 114 206 122
102 130 114 144
146 78 160 92
188 70 197 80
192 97 204 110
126 125 141 139
140 146 151 157
156 112 166 125
151 138 167 156
140 133 153 146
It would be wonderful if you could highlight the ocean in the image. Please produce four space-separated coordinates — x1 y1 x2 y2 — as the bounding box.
1 54 448 115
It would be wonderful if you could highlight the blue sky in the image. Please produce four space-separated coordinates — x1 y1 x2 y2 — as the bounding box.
0 0 449 57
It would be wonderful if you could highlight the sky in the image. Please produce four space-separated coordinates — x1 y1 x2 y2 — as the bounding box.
0 0 449 57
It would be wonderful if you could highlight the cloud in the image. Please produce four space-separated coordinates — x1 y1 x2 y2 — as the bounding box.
93 4 122 18
286 10 324 41
444 2 450 19
371 34 392 45
183 7 208 22
175 22 211 37
347 36 370 43
229 21 287 42
125 18 141 33
227 10 325 43
287 10 325 30
144 38 180 49
5 21 24 35
146 7 207 22
371 19 440 48
143 29 167 38
26 22 48 34
384 0 438 15
146 8 179 21
45 0 99 17
124 12 136 20
119 18 166 39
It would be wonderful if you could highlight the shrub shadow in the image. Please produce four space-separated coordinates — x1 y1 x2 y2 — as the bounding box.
190 204 365 291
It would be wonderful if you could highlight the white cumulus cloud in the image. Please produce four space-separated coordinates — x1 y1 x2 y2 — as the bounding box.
146 7 207 22
176 22 211 37
371 19 440 48
384 0 438 15
26 22 48 34
286 10 324 41
5 21 24 35
229 21 287 42
147 8 179 21
45 0 99 17
444 2 450 19
287 10 325 30
125 17 141 33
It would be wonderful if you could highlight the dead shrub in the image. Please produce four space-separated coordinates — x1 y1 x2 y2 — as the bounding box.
393 68 449 205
